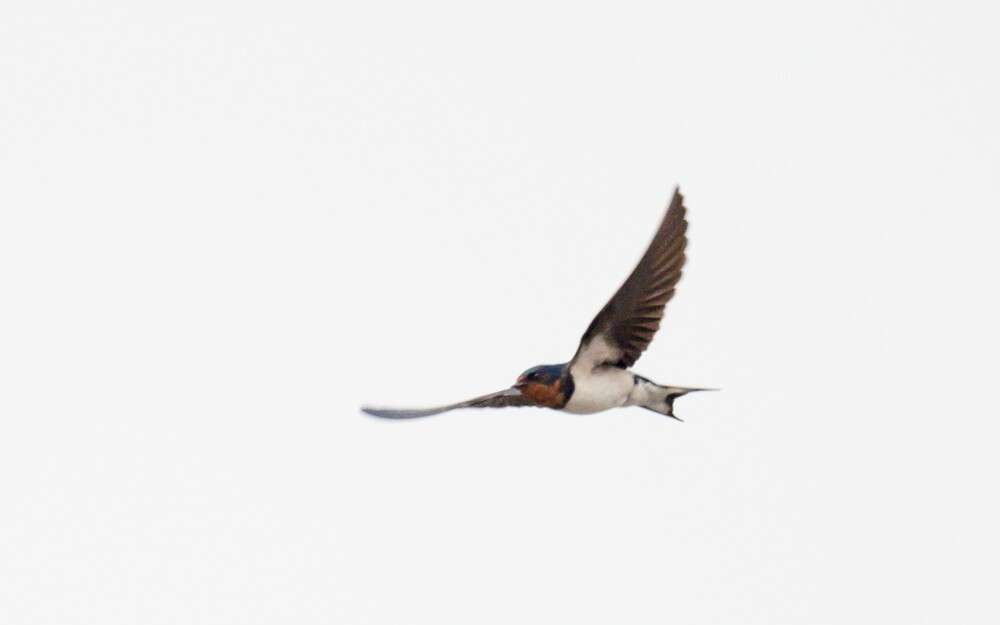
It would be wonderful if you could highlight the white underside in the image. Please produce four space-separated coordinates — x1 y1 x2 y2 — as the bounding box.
564 335 674 414
563 365 637 414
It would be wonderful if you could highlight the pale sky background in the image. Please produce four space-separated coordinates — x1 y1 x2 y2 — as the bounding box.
2 2 999 624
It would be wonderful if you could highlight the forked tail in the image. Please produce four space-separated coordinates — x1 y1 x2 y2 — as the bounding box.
631 376 717 421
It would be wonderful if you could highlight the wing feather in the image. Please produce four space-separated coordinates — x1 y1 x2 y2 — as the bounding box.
361 388 537 419
571 187 689 371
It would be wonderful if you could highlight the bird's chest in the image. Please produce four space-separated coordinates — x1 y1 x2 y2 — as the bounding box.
562 367 633 414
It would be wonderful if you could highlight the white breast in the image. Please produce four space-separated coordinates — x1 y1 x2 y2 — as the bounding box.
563 366 635 414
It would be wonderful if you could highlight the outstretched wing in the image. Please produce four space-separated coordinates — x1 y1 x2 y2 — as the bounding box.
571 187 688 372
361 387 538 419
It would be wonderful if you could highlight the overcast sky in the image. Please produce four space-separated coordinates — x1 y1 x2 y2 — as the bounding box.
2 1 999 623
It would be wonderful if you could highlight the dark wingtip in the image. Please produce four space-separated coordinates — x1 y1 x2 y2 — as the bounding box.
361 405 443 419
361 406 405 419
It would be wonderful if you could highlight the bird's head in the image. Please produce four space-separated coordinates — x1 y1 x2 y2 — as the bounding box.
514 364 568 407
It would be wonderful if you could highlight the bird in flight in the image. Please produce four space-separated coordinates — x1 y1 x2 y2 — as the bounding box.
362 187 713 420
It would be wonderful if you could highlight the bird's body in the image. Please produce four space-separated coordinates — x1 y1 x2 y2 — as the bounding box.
515 360 706 418
563 362 633 414
362 187 714 421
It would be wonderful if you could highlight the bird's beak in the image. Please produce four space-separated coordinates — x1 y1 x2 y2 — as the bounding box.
514 375 528 388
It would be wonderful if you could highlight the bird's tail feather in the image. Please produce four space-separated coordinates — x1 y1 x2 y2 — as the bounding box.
636 383 717 421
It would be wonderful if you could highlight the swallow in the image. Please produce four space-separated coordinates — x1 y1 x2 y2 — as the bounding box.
362 187 714 420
